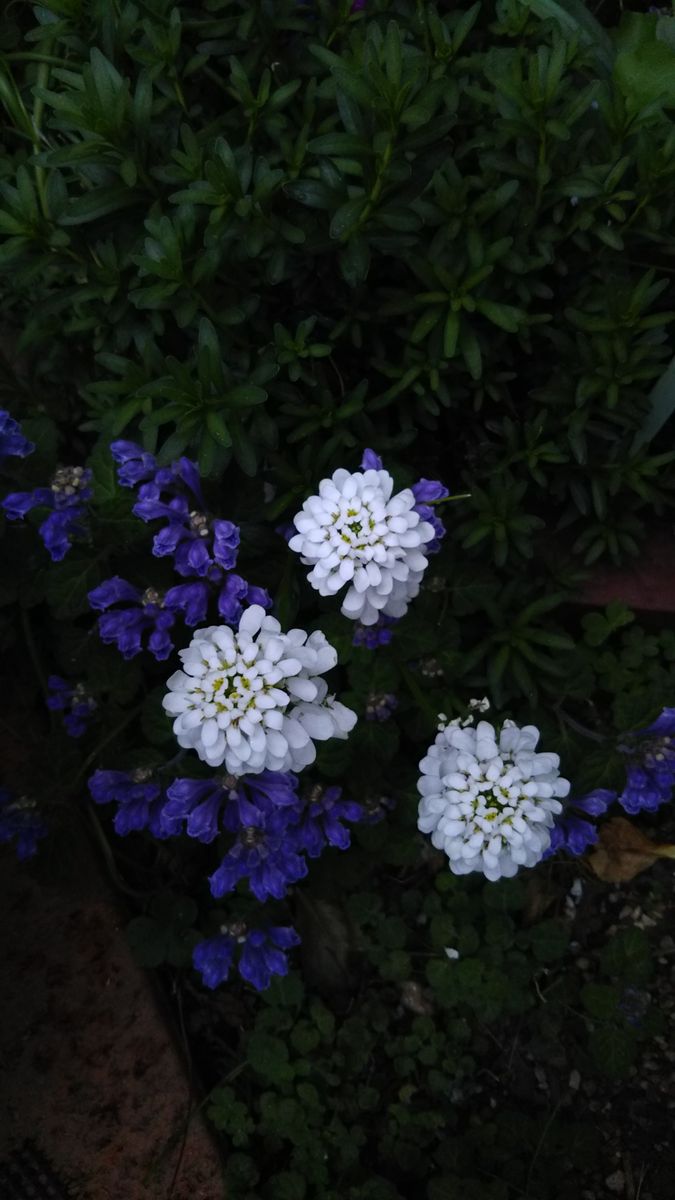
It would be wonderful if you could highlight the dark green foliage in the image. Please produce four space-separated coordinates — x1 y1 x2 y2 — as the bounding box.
1 0 675 540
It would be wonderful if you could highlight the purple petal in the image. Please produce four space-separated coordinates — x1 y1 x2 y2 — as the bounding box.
360 448 383 471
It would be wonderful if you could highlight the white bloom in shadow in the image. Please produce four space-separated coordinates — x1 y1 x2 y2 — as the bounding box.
163 605 356 773
417 716 570 881
289 467 435 625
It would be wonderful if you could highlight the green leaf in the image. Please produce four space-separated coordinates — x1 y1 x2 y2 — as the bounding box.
225 385 268 408
632 355 675 448
528 919 570 963
340 235 370 286
599 928 653 983
520 0 614 71
141 686 173 746
614 12 675 110
44 557 101 619
89 442 121 505
591 1025 638 1078
308 133 370 156
284 179 336 209
581 982 621 1019
330 196 368 241
247 1032 294 1084
58 186 143 225
476 300 526 333
206 409 233 448
229 416 257 476
443 310 460 358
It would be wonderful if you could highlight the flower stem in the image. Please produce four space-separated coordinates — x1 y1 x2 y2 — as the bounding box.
556 708 606 744
75 704 144 784
85 806 149 899
20 606 48 698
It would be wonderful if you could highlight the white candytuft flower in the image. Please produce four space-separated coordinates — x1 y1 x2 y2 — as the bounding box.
288 467 435 626
417 717 570 882
162 605 356 774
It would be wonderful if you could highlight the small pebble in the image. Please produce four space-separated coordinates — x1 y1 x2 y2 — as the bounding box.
605 1169 624 1193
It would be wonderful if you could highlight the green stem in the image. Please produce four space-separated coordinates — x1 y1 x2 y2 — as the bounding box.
432 491 472 505
86 806 149 899
31 45 53 220
398 662 441 723
20 606 48 698
6 53 69 66
74 703 144 784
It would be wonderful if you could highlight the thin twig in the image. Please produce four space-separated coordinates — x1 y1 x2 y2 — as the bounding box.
74 704 143 783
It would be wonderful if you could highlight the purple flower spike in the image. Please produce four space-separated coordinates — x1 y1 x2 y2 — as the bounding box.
239 926 300 990
47 675 97 738
0 788 47 860
88 576 179 660
0 410 35 461
545 789 615 857
2 465 92 561
193 932 237 989
134 476 241 579
295 784 364 857
88 768 180 839
209 799 308 902
618 707 675 814
164 771 301 848
163 775 237 843
193 925 300 992
110 440 158 488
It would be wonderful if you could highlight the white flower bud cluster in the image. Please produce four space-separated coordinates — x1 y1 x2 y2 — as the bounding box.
417 717 570 881
163 605 356 774
289 467 435 625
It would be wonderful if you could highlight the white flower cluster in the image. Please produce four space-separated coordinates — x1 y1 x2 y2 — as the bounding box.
163 605 356 774
417 717 570 881
289 467 435 625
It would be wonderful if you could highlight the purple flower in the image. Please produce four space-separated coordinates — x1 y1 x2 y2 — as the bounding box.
193 924 300 991
131 453 241 579
294 784 364 857
365 692 398 722
351 0 366 10
545 789 615 857
88 768 181 838
619 707 675 814
0 788 47 860
163 771 299 845
110 440 158 488
353 614 398 649
209 799 308 902
0 410 35 461
110 443 270 620
216 572 271 625
88 576 207 660
2 465 92 561
412 478 450 555
360 448 383 470
47 675 97 738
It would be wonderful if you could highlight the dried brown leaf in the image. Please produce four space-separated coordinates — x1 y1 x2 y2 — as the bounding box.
587 817 675 882
522 876 562 926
